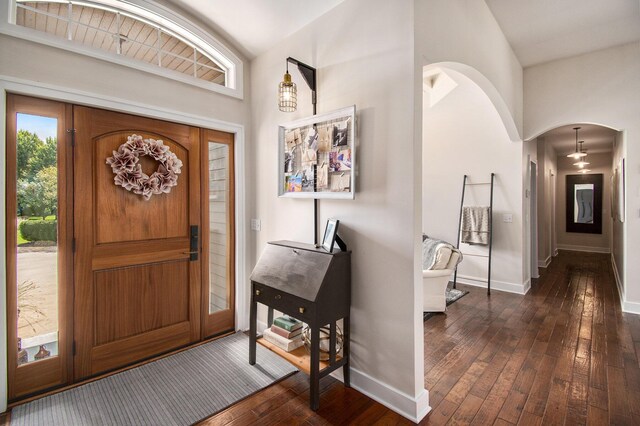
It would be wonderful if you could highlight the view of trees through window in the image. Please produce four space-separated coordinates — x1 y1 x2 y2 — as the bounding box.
17 128 57 218
15 113 59 365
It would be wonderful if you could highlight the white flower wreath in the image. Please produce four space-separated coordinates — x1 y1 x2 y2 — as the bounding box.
106 134 183 200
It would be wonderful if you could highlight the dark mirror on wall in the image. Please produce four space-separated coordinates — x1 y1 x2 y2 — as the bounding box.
566 174 603 234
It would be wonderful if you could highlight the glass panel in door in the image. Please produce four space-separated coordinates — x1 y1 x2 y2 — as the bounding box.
208 142 229 314
15 113 59 364
201 129 234 337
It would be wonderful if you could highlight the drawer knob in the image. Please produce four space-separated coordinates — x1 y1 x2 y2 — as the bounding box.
275 294 282 300
255 289 261 296
299 307 305 314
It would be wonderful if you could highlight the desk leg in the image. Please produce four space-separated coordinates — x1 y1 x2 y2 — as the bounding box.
343 316 350 387
329 322 336 365
249 290 257 365
310 325 320 410
267 307 274 327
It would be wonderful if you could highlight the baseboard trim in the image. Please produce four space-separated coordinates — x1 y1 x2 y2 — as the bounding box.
556 244 610 254
611 254 624 303
264 320 432 422
346 367 431 423
610 254 640 314
622 300 640 315
455 275 529 295
538 256 551 268
554 249 559 257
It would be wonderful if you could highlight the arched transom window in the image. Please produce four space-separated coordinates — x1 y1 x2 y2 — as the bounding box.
4 0 243 97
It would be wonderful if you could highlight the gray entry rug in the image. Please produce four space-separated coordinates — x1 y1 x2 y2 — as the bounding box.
423 285 469 322
11 332 297 426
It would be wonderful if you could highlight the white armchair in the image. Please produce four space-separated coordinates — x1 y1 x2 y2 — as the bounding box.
423 240 461 312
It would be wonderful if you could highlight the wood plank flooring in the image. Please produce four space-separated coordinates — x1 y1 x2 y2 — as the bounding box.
201 251 640 425
3 250 637 425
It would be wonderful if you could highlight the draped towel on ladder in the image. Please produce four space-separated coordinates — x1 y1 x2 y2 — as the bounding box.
461 206 490 245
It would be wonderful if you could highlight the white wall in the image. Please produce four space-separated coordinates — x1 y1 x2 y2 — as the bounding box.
536 138 558 266
423 70 525 293
250 0 428 421
0 17 251 411
612 131 625 298
524 42 640 313
556 153 613 253
415 0 526 295
522 139 537 282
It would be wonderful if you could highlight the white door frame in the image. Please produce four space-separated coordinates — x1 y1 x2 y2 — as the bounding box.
530 161 539 279
0 75 248 411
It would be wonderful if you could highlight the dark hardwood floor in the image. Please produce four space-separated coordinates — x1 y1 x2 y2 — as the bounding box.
201 251 640 425
2 251 637 425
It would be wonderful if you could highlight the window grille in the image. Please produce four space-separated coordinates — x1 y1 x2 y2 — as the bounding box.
15 1 227 86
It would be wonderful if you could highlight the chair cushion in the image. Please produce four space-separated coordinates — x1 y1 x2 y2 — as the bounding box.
445 251 461 270
431 246 452 270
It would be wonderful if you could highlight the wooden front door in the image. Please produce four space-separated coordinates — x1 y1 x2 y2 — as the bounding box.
73 106 201 379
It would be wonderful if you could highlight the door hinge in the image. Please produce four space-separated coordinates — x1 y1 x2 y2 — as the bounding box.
67 128 76 147
72 341 76 356
72 238 76 253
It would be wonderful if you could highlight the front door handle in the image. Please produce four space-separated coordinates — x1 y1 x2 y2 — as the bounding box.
189 225 198 261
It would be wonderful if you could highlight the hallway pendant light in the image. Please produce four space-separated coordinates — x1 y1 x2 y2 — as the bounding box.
278 64 297 112
567 127 587 159
573 159 590 168
578 169 592 174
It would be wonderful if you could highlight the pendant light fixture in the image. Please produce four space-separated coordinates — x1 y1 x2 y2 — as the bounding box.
573 141 590 168
277 57 320 244
567 127 587 159
278 62 297 112
278 57 317 114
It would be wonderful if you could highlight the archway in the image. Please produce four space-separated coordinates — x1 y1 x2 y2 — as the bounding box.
527 123 623 297
424 62 521 143
420 62 526 300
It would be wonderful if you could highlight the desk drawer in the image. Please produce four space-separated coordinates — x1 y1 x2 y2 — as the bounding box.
253 283 314 322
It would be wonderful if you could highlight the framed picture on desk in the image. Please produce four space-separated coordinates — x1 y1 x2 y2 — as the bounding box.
322 219 339 252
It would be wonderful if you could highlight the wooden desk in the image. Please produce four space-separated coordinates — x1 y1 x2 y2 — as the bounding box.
249 240 351 410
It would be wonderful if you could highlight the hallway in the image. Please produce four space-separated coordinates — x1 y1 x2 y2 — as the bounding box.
423 250 639 425
201 250 640 424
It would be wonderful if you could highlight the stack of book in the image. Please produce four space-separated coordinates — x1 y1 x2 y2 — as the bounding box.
262 316 304 352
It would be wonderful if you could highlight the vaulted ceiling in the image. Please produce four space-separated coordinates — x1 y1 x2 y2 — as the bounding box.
179 1 632 157
485 0 640 67
166 0 640 67
166 0 346 59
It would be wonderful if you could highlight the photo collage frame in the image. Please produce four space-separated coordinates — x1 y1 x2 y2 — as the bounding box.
278 106 356 199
